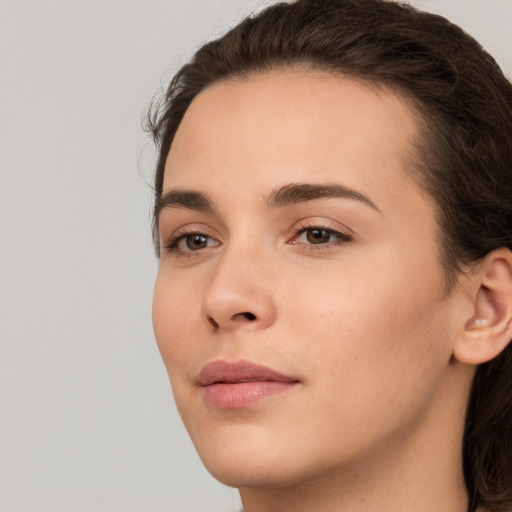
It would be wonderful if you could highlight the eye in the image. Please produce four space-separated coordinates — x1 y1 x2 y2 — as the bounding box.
165 231 220 254
291 226 351 246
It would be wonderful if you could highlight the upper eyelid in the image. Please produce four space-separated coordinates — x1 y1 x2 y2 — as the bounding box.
292 226 352 243
293 217 354 236
161 220 217 237
296 225 350 236
159 212 224 240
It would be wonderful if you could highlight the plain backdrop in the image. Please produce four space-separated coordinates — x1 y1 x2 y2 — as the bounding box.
0 1 511 511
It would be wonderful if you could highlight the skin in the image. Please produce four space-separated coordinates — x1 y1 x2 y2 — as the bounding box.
152 70 480 512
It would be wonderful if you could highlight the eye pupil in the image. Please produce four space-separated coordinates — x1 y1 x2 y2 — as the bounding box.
307 229 331 244
187 234 208 250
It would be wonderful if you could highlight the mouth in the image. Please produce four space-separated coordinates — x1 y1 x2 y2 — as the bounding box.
198 360 300 409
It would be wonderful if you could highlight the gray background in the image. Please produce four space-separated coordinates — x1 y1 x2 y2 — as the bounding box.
1 1 511 511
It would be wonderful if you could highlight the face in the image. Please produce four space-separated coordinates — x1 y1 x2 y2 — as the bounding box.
152 70 463 490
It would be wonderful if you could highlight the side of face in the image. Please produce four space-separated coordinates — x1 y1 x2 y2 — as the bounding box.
152 70 471 489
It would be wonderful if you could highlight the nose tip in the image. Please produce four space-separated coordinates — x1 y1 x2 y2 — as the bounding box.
201 254 276 332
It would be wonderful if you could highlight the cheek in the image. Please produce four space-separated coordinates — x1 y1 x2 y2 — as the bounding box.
152 268 201 374
275 263 452 456
283 251 451 392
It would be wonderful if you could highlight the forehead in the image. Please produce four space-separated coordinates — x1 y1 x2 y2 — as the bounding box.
163 69 420 194
163 69 436 229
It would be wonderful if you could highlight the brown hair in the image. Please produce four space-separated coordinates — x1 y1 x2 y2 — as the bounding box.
146 1 512 510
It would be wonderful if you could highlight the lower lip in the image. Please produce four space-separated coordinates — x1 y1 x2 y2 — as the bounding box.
202 381 297 409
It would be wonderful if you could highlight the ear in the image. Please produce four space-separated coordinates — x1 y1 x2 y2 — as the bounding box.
453 248 512 365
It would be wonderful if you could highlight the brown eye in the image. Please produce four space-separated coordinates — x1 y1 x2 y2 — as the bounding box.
164 230 221 255
178 233 214 251
184 234 208 250
292 226 351 247
306 229 332 244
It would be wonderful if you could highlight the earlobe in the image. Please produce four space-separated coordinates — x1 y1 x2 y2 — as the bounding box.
453 248 512 365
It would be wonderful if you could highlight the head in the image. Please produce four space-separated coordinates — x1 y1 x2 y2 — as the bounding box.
147 1 512 510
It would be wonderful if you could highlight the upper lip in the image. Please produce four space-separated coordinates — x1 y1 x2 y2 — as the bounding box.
198 360 298 386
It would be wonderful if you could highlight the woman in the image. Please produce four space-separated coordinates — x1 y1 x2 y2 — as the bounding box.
147 1 512 511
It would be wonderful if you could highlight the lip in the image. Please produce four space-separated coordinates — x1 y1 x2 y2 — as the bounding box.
198 360 300 409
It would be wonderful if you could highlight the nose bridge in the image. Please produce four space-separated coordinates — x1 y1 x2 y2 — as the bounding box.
201 234 276 331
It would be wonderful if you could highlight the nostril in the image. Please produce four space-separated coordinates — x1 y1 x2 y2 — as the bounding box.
207 316 219 330
242 312 257 321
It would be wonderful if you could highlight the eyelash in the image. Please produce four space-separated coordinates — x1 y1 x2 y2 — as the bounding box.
163 224 351 256
291 223 352 247
163 229 218 256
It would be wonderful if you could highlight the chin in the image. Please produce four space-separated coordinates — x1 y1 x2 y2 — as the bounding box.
203 456 310 490
188 424 335 490
192 432 293 487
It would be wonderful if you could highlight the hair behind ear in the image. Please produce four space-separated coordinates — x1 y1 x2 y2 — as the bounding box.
459 249 512 512
464 343 512 512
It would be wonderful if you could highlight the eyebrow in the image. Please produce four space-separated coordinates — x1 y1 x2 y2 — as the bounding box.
155 189 215 219
156 182 381 219
266 183 381 212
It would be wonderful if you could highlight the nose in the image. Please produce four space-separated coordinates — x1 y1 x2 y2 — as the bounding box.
201 245 277 332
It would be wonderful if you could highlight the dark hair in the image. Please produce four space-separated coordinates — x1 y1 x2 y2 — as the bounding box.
146 1 512 510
